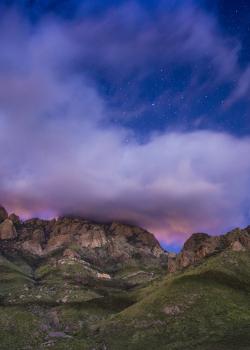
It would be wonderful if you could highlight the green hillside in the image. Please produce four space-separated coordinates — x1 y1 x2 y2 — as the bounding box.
99 250 250 350
0 250 250 349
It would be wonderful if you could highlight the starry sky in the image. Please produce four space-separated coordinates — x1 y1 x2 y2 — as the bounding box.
0 0 250 250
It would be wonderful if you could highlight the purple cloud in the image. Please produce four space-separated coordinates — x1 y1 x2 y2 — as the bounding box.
0 5 250 245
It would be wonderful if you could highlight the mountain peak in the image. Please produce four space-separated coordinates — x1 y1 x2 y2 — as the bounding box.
0 212 167 272
168 226 250 272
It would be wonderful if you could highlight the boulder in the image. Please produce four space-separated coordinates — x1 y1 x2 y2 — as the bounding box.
230 240 246 252
0 206 8 223
164 305 181 316
0 219 17 240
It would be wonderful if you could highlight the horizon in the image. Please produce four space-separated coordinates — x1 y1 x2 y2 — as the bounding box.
1 0 250 247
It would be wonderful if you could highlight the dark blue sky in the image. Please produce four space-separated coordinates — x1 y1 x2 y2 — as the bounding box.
1 0 250 250
2 0 250 137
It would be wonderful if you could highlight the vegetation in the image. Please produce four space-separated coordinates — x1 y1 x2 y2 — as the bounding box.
0 251 250 349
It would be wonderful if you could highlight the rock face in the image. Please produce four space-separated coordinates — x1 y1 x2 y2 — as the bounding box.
168 227 250 272
0 205 167 270
0 219 17 240
0 206 18 239
0 206 8 223
9 213 21 226
1 203 249 275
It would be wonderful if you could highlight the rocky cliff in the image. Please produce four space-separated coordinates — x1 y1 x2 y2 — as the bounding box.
168 226 250 272
1 204 250 275
0 205 167 272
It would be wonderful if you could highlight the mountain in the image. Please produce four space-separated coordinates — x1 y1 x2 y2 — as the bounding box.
0 205 250 350
0 205 167 280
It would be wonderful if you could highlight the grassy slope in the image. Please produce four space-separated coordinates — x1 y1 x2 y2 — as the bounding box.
99 251 250 350
0 254 153 349
0 251 249 349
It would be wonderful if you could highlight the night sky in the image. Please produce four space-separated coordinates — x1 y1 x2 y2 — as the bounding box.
0 0 250 251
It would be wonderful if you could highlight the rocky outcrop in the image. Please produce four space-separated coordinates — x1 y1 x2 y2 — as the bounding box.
9 213 21 226
78 227 108 248
0 206 8 223
0 206 18 240
0 207 250 273
21 239 43 256
168 227 250 272
2 202 248 275
46 234 72 254
230 240 246 252
0 219 17 240
0 205 167 270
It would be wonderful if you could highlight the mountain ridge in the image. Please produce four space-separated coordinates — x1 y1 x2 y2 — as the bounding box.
0 204 250 349
0 205 167 267
1 205 250 272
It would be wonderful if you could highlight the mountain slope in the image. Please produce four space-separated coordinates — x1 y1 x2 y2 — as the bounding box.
99 250 250 350
0 205 250 349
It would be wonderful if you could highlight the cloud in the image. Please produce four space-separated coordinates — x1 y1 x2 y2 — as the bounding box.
225 67 250 108
65 2 241 85
2 122 250 244
0 5 250 244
